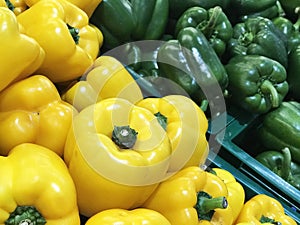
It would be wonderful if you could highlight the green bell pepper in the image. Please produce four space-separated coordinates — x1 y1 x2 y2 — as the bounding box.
225 55 289 114
174 6 233 57
286 43 300 100
278 0 300 22
226 16 288 68
258 101 300 164
256 147 300 190
156 27 228 109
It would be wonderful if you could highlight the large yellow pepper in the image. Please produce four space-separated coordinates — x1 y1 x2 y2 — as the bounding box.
85 208 171 225
0 6 44 92
0 143 80 225
63 97 172 217
17 0 103 83
0 75 77 156
1 0 28 15
136 95 209 172
62 56 143 111
235 194 297 225
142 166 234 225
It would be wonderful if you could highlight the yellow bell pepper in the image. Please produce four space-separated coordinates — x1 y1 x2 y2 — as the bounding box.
85 208 171 225
235 194 297 225
1 0 28 15
211 168 245 223
136 95 209 172
0 143 80 225
0 6 44 92
142 166 234 225
0 75 77 156
17 0 103 83
63 97 172 217
62 56 143 111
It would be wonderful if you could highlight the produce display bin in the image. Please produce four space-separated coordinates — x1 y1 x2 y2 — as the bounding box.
213 109 300 223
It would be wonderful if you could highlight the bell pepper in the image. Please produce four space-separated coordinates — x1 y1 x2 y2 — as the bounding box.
210 168 246 223
143 166 234 225
0 7 45 92
61 56 143 111
1 0 28 15
227 16 288 68
17 0 102 83
136 95 209 172
256 147 300 190
258 101 300 164
63 97 172 217
0 75 76 156
278 0 300 22
85 208 171 225
235 194 297 225
0 143 80 225
157 27 228 107
225 55 289 114
174 6 233 57
286 43 300 100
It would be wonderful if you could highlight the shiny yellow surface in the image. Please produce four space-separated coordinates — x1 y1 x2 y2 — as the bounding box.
143 166 234 225
85 208 171 225
17 0 103 83
136 95 209 172
0 0 28 15
236 194 297 225
63 97 172 217
0 75 76 156
62 56 143 111
0 143 80 225
0 7 45 92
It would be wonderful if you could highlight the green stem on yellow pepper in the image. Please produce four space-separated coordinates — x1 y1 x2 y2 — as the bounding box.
154 112 167 130
112 125 138 149
5 206 46 225
260 214 282 225
5 0 14 11
67 24 80 44
260 79 279 107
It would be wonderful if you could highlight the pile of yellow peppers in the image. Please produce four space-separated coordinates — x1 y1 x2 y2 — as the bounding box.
0 0 298 225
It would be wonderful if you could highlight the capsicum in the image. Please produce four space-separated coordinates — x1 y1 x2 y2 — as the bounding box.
258 101 300 164
136 95 209 172
286 43 300 100
174 6 233 57
235 194 297 225
0 143 80 225
142 166 234 225
2 0 28 15
0 75 76 156
226 16 288 68
225 55 289 114
63 97 172 217
0 6 44 92
61 56 143 111
256 147 300 190
85 208 171 225
17 0 102 83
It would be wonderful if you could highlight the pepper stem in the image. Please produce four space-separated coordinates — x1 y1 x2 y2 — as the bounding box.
281 147 292 180
260 79 279 108
199 6 222 38
67 24 80 44
195 191 228 221
260 215 282 225
5 206 46 225
293 7 300 31
5 0 14 11
112 125 138 149
154 112 167 130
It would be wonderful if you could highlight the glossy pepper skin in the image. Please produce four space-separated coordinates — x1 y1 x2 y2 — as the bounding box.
236 194 297 225
0 143 80 225
256 148 300 190
63 97 172 217
17 0 102 83
0 75 76 156
227 16 288 68
286 44 300 100
258 101 300 164
225 55 289 114
61 56 143 111
279 0 300 22
0 7 45 92
1 0 28 15
142 166 234 225
85 208 171 225
175 6 233 57
136 95 209 172
157 27 228 106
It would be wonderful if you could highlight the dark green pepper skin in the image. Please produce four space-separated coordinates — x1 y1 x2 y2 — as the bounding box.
258 101 300 164
256 148 300 190
225 55 289 114
174 6 233 57
226 16 288 68
157 27 228 106
278 0 300 22
286 44 300 100
131 0 169 40
168 0 230 19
